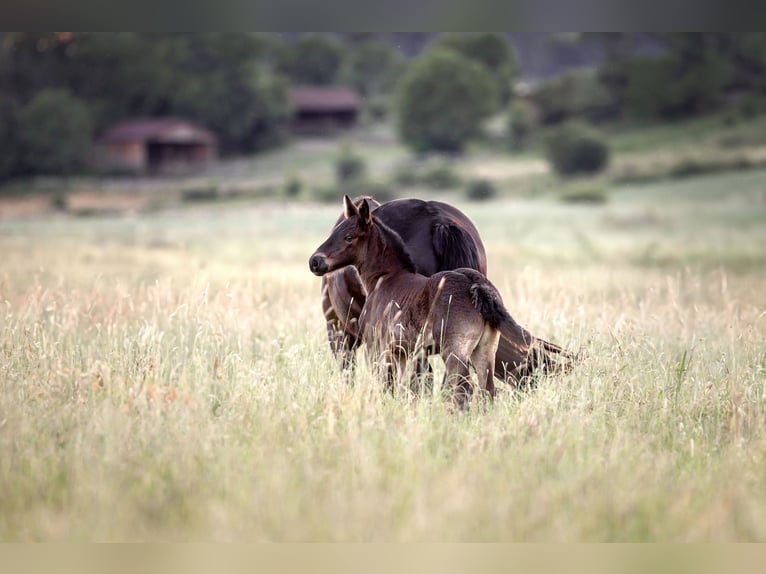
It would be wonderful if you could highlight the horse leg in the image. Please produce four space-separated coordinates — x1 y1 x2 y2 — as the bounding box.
412 348 433 396
380 348 405 396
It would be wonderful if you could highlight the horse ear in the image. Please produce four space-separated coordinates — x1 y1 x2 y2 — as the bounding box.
359 198 373 226
343 195 358 219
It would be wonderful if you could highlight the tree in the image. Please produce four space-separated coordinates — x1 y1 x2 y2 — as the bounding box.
662 34 729 116
277 34 344 85
506 99 537 151
434 33 517 105
16 89 93 175
177 62 290 154
0 95 19 181
171 34 289 153
623 57 674 118
396 48 496 153
342 39 407 96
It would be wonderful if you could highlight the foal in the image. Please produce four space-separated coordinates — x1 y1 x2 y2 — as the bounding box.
310 196 519 407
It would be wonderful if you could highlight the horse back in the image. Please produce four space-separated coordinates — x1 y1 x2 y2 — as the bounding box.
374 198 487 276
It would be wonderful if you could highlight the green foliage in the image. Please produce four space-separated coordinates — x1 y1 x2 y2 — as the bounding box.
50 190 69 211
392 163 421 186
596 34 738 121
623 58 674 118
0 96 20 182
334 143 367 183
396 48 496 153
391 159 462 189
0 33 290 159
506 99 537 151
364 94 392 122
283 173 303 198
434 33 517 105
622 51 728 120
420 160 462 188
465 178 497 201
181 185 220 202
736 93 766 120
342 39 407 96
178 61 290 154
545 121 610 177
165 34 288 154
16 89 93 176
559 180 609 203
532 69 616 125
277 34 344 86
664 34 729 116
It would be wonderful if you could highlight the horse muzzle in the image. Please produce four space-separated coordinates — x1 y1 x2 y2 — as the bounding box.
309 253 329 276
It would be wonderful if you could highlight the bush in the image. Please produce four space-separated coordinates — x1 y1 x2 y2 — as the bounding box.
465 178 497 201
421 160 462 189
283 173 303 198
181 185 220 202
396 48 496 152
545 121 610 177
559 181 609 204
16 89 93 176
365 94 391 122
507 99 537 151
50 190 69 211
531 69 616 125
393 163 421 187
335 143 366 183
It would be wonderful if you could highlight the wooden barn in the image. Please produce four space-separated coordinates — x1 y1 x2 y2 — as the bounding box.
95 118 217 175
288 86 362 133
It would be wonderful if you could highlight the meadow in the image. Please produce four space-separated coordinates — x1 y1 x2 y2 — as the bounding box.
1 166 765 541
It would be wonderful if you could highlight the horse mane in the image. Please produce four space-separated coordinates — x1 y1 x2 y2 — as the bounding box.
373 216 417 273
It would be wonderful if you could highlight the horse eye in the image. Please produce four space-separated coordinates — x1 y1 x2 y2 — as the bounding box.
344 235 353 243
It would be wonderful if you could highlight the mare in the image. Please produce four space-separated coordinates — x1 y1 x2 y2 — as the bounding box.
319 196 570 387
311 196 548 407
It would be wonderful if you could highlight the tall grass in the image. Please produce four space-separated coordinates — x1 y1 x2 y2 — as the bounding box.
1 173 765 541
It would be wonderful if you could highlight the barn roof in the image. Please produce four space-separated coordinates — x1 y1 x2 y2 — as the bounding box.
97 118 217 145
288 86 362 112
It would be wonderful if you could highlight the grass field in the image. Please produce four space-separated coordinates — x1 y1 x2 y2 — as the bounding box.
1 167 765 541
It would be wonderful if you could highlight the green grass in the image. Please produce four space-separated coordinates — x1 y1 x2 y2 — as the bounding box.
1 167 766 541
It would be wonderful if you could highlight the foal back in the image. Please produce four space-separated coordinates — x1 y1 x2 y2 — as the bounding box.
363 267 504 406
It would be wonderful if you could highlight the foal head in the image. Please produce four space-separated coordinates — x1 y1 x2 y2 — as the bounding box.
309 195 374 276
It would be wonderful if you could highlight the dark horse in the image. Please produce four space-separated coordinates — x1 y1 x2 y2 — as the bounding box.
318 196 570 386
311 196 514 406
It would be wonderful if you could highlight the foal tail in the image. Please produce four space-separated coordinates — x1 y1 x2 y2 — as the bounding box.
464 270 575 389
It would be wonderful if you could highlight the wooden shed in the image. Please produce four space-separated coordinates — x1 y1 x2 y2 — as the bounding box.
95 118 217 175
288 86 362 133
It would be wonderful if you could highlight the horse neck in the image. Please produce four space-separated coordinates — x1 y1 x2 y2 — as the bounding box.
356 224 411 293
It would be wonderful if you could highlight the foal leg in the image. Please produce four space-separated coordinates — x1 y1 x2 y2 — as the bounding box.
471 325 500 401
442 351 473 409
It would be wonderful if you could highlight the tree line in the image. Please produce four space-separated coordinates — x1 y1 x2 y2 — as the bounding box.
2 33 766 183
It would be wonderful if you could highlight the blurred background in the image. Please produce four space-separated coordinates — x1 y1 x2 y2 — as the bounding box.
3 33 766 541
3 32 766 213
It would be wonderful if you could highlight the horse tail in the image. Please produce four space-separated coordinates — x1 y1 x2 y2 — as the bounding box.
432 223 482 272
462 270 576 388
